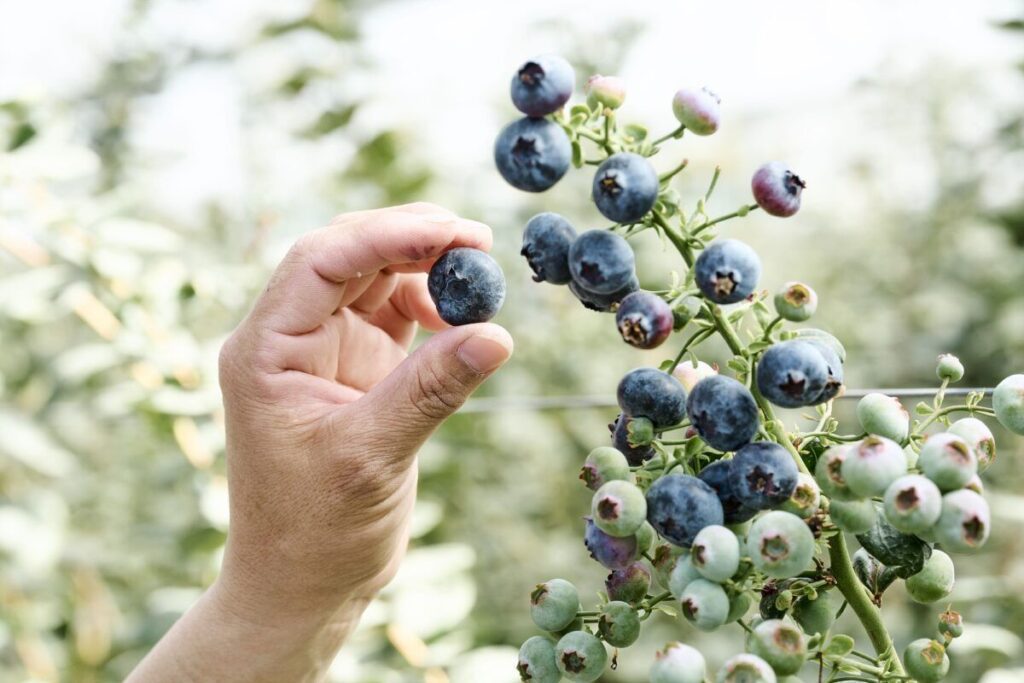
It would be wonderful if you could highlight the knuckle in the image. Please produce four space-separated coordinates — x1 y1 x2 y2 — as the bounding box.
411 363 468 421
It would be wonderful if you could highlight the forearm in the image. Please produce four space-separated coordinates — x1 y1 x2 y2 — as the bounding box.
127 578 372 683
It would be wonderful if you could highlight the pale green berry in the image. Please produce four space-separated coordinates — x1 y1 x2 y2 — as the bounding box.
903 639 949 682
668 551 702 599
947 417 996 472
691 525 741 583
555 631 608 682
792 592 835 636
936 354 964 382
938 609 964 639
856 393 909 442
814 444 856 501
747 511 815 579
842 435 907 497
584 74 626 110
650 642 706 683
747 619 808 676
774 282 818 322
883 474 942 534
919 433 977 492
964 474 984 495
727 591 753 623
635 520 657 555
716 653 778 683
592 480 647 537
673 359 718 393
905 549 954 603
518 636 559 683
994 374 1024 435
934 489 990 552
580 446 631 490
780 473 821 518
829 499 877 534
680 578 730 631
598 601 641 647
531 579 580 632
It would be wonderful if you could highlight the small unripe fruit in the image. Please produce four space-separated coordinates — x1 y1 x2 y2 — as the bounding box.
829 499 877 535
673 360 718 393
635 521 657 554
842 435 907 497
691 525 741 583
650 642 706 683
531 579 580 632
668 551 703 599
680 578 730 631
746 511 815 579
792 592 835 636
727 591 753 623
555 630 607 681
597 601 641 647
815 444 857 501
938 609 964 639
780 473 821 518
856 393 909 442
936 354 964 382
934 489 990 552
903 639 949 683
994 374 1024 435
518 636 560 683
584 74 626 110
747 619 808 676
605 562 651 605
672 86 721 135
751 162 805 218
774 282 818 322
905 549 955 603
947 417 996 472
883 474 942 535
716 653 777 683
592 480 648 537
580 446 630 490
919 432 977 492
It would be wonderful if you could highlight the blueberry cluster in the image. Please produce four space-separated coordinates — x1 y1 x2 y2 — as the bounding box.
502 54 1022 683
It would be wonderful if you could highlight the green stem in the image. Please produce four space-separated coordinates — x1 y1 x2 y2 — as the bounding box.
659 158 690 183
695 204 760 233
827 534 905 676
668 327 715 372
912 404 996 437
705 166 722 201
651 124 685 147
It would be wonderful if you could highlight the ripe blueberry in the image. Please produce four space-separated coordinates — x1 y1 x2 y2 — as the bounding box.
746 511 815 579
856 393 910 443
780 472 821 519
591 153 659 224
580 446 630 490
522 212 577 284
687 375 760 452
494 117 571 192
694 239 762 305
673 359 718 393
554 630 607 682
751 162 805 218
427 248 506 325
918 432 977 492
518 636 560 683
605 562 651 605
699 459 758 524
511 55 574 117
671 87 721 136
597 601 641 647
947 417 996 472
731 441 800 510
617 367 688 428
814 444 857 501
774 282 818 322
905 549 954 603
841 435 907 497
616 291 674 349
680 578 730 631
903 639 949 683
803 338 845 402
747 619 808 676
934 489 990 552
882 474 942 535
650 642 706 683
756 340 829 408
690 524 741 583
716 654 777 683
592 480 647 537
828 499 877 535
646 474 725 547
568 229 636 295
610 413 656 465
570 275 638 312
583 517 638 569
584 74 626 110
993 374 1024 435
936 353 964 382
530 579 579 632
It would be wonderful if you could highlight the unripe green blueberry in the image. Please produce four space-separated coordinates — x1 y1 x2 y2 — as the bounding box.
919 433 977 492
829 499 877 534
903 639 949 682
934 488 990 552
531 579 580 632
635 520 657 555
773 282 818 322
605 562 651 605
691 525 741 583
947 417 996 472
672 359 718 393
780 473 821 519
938 609 964 639
747 511 816 579
883 474 942 535
680 578 731 631
903 444 919 470
580 446 631 490
652 543 683 590
584 74 626 110
555 630 608 681
592 480 647 537
856 393 909 442
668 551 702 599
518 636 560 683
791 592 835 636
626 415 656 447
727 591 753 623
597 601 641 647
716 653 778 683
842 436 907 497
905 549 955 603
964 473 984 495
814 444 857 501
936 354 964 382
672 86 721 136
650 642 706 683
747 619 808 676
552 616 584 638
993 374 1024 435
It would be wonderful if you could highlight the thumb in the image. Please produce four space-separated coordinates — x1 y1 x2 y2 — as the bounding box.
361 322 513 445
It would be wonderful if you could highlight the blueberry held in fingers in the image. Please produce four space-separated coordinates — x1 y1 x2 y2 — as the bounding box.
427 248 506 325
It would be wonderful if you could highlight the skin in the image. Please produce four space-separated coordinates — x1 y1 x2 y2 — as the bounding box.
126 204 513 682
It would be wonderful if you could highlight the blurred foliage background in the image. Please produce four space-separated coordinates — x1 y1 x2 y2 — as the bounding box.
1 1 1023 681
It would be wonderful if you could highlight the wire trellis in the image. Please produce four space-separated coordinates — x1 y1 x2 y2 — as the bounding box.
460 388 994 414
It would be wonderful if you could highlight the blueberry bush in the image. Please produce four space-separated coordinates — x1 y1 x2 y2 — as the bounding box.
494 55 1024 682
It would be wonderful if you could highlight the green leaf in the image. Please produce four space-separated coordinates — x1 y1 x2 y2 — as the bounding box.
651 602 678 617
302 105 358 138
658 359 675 372
727 357 749 374
824 634 855 657
915 401 933 415
623 123 647 142
571 140 583 168
571 104 590 118
7 121 37 151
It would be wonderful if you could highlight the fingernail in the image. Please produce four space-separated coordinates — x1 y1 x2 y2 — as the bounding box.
458 333 512 374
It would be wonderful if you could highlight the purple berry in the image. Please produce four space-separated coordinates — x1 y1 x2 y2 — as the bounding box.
617 367 688 428
510 55 574 117
731 441 800 510
584 517 638 569
698 460 758 524
605 562 651 605
568 229 636 295
522 212 577 284
427 248 506 325
694 239 762 305
751 162 805 217
646 474 724 547
756 340 830 408
569 275 638 312
494 116 571 192
671 87 721 136
592 152 659 224
686 375 760 452
615 291 673 349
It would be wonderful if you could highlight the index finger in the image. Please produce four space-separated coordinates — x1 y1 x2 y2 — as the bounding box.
249 207 492 337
